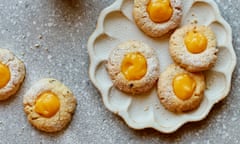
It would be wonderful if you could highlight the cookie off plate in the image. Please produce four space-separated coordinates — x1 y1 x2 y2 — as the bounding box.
88 0 236 133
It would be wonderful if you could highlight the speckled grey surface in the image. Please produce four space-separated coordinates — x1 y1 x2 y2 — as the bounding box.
0 0 239 143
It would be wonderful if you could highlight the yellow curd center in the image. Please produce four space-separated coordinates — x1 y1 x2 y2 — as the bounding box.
121 52 147 80
184 30 208 54
35 92 60 118
0 63 10 88
173 74 196 100
147 0 173 23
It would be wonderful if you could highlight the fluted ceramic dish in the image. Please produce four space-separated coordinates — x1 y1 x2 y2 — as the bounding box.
88 0 236 133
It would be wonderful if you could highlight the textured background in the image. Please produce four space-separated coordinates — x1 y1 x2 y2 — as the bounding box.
0 0 239 143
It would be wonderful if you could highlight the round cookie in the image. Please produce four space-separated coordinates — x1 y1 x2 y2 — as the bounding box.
169 25 218 72
0 48 25 100
23 78 77 132
157 64 205 113
106 40 160 94
133 0 182 37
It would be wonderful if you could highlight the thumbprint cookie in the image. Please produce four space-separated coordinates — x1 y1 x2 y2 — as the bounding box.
0 48 25 100
133 0 182 37
23 78 77 132
106 40 160 94
169 25 218 72
157 64 205 113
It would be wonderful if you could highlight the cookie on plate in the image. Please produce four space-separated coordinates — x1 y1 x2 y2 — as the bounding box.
23 78 77 132
133 0 182 37
169 24 218 72
157 64 205 113
0 48 25 100
106 40 160 94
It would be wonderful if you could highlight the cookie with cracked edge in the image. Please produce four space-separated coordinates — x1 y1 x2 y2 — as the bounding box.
106 40 160 94
23 78 77 132
0 48 25 100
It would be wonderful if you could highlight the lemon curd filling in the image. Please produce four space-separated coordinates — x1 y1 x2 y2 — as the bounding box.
184 30 208 54
173 74 196 100
147 0 173 23
0 63 10 88
35 92 60 118
121 52 147 81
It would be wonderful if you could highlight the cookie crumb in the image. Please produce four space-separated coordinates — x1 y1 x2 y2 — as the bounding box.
155 103 160 109
144 106 149 111
191 19 198 24
38 35 43 39
21 52 25 56
34 44 40 48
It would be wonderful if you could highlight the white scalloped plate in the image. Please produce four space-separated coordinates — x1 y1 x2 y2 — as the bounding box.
88 0 236 133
